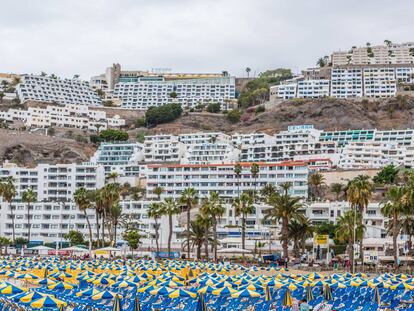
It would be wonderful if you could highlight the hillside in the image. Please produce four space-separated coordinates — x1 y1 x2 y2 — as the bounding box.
1 96 414 166
147 96 414 135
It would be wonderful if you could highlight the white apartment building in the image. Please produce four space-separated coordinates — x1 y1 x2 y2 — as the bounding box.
297 80 330 98
363 67 397 98
331 42 414 66
110 76 236 110
17 75 102 106
330 67 363 98
0 104 125 131
143 135 186 163
231 132 275 147
90 142 144 174
0 200 176 248
338 141 405 169
146 161 309 200
271 83 297 99
0 162 105 202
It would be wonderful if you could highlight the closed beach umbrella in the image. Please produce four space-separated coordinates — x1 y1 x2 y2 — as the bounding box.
323 284 333 301
306 286 314 302
265 286 272 302
132 296 141 311
373 286 381 305
112 296 122 311
196 293 207 311
283 289 293 307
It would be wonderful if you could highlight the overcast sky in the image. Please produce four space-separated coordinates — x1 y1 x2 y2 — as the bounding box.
1 0 413 79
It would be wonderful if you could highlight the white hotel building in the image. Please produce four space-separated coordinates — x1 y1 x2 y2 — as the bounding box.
17 75 102 106
110 76 236 110
0 104 125 132
0 162 105 202
145 161 309 200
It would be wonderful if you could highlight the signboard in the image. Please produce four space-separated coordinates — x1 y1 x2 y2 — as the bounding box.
155 251 180 259
314 235 329 246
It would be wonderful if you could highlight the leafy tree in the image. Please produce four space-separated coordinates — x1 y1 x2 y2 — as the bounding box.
136 130 147 143
47 127 55 136
14 237 28 246
315 222 338 239
64 230 85 246
145 103 183 126
308 172 326 200
373 165 399 186
108 203 123 244
250 163 260 202
226 109 241 123
206 103 221 113
288 218 313 257
99 129 128 142
181 219 210 259
153 186 164 200
169 91 178 98
123 231 141 255
22 188 36 243
0 237 11 255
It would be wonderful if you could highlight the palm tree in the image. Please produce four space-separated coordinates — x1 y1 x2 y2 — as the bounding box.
263 185 304 259
161 198 180 258
100 183 121 243
109 203 123 245
2 177 17 242
153 186 164 200
197 211 212 259
180 187 198 260
245 67 251 78
182 218 212 260
234 163 242 200
317 57 326 68
308 172 326 200
381 186 408 269
107 172 118 184
233 192 255 252
201 192 224 260
260 184 276 203
74 187 93 254
148 203 162 252
288 218 314 257
22 188 36 244
250 163 260 203
330 183 343 201
347 175 373 265
336 210 364 272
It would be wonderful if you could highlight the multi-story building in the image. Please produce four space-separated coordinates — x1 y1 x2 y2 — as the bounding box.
231 132 275 147
143 135 185 163
271 83 298 99
319 129 376 147
0 104 125 131
296 80 330 98
91 63 225 91
17 75 102 106
331 42 414 66
109 76 236 110
90 142 144 174
363 67 397 98
146 161 309 200
338 141 405 169
0 162 105 202
330 67 363 98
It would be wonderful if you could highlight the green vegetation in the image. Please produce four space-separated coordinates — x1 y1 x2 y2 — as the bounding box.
226 109 241 123
64 230 85 246
145 103 183 127
136 129 147 143
238 68 292 108
206 102 221 113
103 100 115 107
98 129 129 142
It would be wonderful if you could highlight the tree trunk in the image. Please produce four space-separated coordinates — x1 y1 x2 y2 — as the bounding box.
393 216 399 270
282 218 288 259
242 214 246 252
348 239 354 272
197 244 201 260
213 218 218 261
359 208 364 266
154 219 160 253
27 203 31 244
95 211 100 246
84 209 93 255
168 214 173 259
101 211 106 247
114 223 117 247
204 227 209 260
10 203 15 243
301 237 306 255
187 203 190 260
